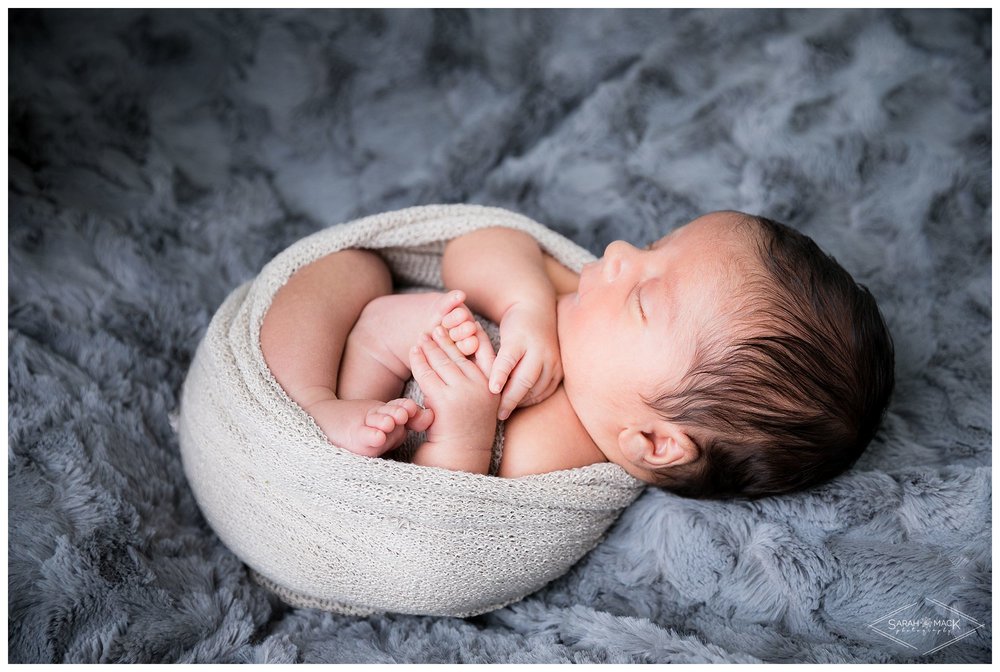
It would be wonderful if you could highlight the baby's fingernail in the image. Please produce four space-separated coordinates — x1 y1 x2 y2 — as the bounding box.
490 382 499 393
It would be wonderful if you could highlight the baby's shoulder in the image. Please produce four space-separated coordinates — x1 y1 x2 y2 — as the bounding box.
496 384 605 478
542 253 580 295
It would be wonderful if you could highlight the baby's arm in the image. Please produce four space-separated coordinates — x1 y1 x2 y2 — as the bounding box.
441 228 561 419
442 228 555 324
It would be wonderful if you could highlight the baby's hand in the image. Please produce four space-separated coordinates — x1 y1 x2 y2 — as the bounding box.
409 325 499 450
491 301 563 420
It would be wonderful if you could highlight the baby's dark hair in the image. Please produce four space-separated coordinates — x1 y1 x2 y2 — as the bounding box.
647 212 895 499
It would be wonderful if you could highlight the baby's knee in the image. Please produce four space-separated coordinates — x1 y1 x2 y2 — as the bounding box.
339 249 393 296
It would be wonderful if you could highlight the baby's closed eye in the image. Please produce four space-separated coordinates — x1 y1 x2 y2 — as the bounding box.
632 284 646 320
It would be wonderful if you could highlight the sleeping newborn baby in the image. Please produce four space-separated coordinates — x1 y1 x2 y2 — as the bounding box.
260 210 895 499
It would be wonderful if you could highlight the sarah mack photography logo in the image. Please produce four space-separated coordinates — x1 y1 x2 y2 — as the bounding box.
867 596 986 656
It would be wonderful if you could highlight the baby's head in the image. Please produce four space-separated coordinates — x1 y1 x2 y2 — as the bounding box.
557 210 895 499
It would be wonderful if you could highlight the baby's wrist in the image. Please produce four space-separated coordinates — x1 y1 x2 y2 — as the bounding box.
426 423 496 453
501 297 556 325
412 437 493 473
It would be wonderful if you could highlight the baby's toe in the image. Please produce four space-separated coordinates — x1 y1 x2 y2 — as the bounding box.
386 397 419 418
354 427 387 454
448 320 477 341
365 410 396 433
380 402 411 425
441 305 473 330
431 291 466 323
456 336 479 356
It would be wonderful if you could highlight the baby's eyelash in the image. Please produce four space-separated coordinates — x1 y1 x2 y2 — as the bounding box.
633 285 646 320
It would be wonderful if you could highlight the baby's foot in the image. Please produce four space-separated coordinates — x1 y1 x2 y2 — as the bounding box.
348 291 483 385
432 290 481 357
307 397 433 457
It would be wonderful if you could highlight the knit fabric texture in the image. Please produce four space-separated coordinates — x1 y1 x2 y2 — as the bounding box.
177 203 647 618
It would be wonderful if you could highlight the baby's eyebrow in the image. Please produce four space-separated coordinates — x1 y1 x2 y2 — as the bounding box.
646 234 671 251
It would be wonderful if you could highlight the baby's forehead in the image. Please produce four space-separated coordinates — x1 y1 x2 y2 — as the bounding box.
651 214 767 313
648 216 755 255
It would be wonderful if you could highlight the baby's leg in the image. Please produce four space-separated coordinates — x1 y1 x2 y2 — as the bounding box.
260 249 424 455
261 249 391 404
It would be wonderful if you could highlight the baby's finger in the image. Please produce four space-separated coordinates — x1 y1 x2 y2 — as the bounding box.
405 406 434 433
537 372 560 403
520 377 554 408
522 363 556 406
499 361 541 420
421 332 463 383
489 344 523 395
409 341 443 388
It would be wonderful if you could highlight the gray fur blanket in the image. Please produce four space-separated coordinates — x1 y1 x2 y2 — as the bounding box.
9 8 990 663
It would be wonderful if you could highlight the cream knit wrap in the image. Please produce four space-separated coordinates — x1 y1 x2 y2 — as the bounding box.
177 204 647 617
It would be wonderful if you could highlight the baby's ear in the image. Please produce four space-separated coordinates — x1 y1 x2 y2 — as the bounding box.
620 424 698 470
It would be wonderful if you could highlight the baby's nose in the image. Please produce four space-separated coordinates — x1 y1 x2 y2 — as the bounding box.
601 241 637 281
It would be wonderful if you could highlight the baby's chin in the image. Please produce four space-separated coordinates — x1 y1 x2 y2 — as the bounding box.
556 291 586 357
557 290 580 313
